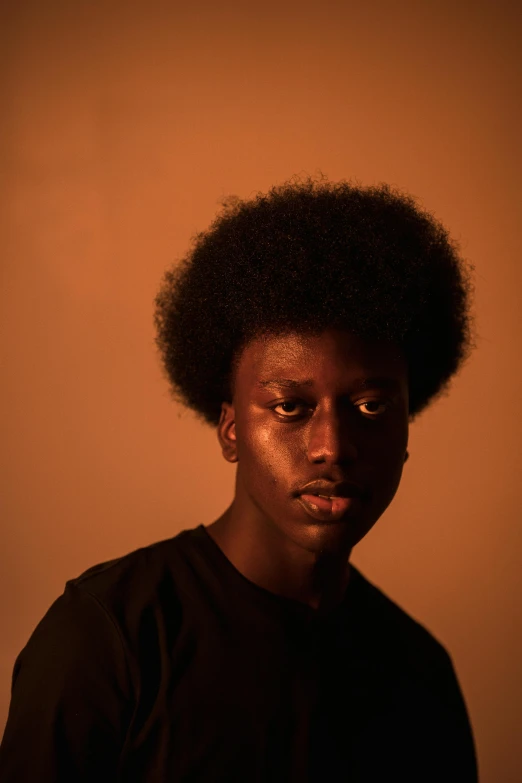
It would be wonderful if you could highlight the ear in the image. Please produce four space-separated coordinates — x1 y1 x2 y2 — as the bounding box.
217 402 238 464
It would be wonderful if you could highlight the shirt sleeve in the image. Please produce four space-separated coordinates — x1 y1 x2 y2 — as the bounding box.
0 582 134 782
420 646 479 782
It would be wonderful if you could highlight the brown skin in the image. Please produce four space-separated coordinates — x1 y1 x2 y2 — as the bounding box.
205 328 410 612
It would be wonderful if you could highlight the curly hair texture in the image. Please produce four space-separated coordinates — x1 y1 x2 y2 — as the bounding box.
153 175 475 427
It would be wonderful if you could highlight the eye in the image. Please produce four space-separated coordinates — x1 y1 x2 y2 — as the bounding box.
271 399 390 420
356 399 389 418
271 400 307 418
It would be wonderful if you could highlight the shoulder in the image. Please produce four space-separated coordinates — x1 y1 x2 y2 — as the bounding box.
12 527 205 695
345 569 478 780
16 527 199 655
348 565 454 679
64 525 204 631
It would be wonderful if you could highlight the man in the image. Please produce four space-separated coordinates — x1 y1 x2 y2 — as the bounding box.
0 176 479 781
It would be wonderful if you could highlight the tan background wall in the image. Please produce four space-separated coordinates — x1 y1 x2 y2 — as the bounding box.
1 1 521 779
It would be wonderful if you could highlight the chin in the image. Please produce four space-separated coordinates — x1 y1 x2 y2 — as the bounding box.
285 519 360 556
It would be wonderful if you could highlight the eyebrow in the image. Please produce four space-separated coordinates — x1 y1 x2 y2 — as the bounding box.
255 377 401 391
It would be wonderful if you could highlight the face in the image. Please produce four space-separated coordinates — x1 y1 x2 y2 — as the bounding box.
217 328 409 556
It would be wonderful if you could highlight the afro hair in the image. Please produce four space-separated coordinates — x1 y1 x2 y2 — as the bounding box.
153 175 475 427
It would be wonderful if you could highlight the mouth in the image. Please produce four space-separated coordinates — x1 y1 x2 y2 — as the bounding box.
297 493 361 522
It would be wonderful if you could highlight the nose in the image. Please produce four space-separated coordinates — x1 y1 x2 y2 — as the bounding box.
306 406 358 466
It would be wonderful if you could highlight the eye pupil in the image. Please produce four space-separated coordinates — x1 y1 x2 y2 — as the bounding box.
281 402 296 413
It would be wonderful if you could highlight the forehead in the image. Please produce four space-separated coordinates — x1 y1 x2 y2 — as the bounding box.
236 329 407 386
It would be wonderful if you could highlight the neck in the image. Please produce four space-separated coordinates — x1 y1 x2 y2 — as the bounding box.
205 503 352 612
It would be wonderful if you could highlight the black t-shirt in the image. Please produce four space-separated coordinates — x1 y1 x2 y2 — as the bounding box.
0 524 478 782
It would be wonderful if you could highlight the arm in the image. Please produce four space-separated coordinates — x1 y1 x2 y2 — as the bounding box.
420 646 479 783
0 583 134 782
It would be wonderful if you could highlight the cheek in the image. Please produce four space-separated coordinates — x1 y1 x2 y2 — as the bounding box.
368 416 408 458
361 423 408 492
239 422 295 490
372 443 407 503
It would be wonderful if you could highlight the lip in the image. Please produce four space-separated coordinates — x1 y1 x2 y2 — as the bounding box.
296 479 364 499
297 493 361 522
